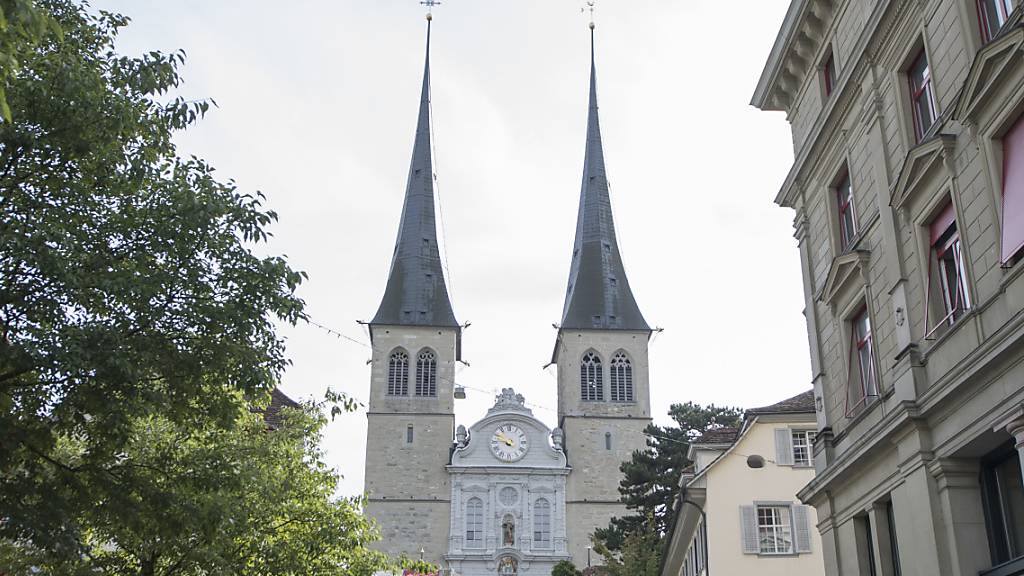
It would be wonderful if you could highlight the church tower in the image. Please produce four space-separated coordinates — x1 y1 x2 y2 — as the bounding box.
553 23 653 566
363 14 458 566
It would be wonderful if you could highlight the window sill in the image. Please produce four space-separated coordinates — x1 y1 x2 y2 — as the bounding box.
756 551 802 558
921 307 977 361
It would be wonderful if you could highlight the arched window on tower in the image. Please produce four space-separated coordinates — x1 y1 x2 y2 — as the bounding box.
415 349 437 397
387 350 409 396
465 497 483 547
610 351 633 402
581 351 603 401
533 498 551 546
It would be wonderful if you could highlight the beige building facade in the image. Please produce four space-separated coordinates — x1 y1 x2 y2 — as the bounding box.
661 392 825 576
753 1 1024 575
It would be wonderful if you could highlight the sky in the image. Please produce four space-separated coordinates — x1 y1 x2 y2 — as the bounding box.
94 0 804 496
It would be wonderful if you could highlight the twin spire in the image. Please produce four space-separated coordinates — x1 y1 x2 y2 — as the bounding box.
372 18 647 333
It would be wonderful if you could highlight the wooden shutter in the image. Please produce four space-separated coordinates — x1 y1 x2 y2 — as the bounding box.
775 428 794 466
740 505 759 554
794 505 813 553
1003 113 1024 262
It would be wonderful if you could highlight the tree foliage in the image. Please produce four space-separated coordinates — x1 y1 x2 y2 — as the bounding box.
594 403 742 552
594 516 662 576
551 560 583 576
4 402 404 576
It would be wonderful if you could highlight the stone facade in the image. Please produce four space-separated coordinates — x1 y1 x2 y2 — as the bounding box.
364 325 458 566
445 389 571 576
555 329 652 565
754 1 1024 575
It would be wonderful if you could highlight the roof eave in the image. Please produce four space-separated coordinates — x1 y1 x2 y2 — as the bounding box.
751 0 807 110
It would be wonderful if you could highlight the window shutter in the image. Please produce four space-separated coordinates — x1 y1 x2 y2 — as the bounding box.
1002 113 1024 262
775 428 794 466
740 505 759 554
794 505 813 553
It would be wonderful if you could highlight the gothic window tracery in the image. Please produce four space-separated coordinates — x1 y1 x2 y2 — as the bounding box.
580 351 603 401
610 351 633 402
415 349 437 397
387 349 409 395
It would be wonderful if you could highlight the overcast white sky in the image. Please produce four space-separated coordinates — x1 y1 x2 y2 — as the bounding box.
95 0 805 496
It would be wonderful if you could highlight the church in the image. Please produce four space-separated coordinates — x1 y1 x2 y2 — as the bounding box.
362 14 654 576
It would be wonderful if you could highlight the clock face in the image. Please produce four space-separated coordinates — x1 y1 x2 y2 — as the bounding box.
490 423 529 462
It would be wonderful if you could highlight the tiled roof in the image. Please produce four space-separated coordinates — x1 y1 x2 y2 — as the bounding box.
746 390 815 416
692 426 739 445
256 388 300 429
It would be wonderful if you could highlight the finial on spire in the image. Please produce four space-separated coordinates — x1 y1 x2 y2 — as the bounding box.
421 0 440 19
583 1 596 29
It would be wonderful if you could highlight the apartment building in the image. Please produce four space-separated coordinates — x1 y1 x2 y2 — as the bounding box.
752 1 1024 575
661 391 825 576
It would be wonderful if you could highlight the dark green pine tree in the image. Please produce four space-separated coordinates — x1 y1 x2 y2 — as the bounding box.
594 402 743 551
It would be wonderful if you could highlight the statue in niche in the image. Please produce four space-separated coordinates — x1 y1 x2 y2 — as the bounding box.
501 515 515 547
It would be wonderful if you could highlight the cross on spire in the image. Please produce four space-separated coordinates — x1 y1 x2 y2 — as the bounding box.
583 1 595 29
421 0 441 17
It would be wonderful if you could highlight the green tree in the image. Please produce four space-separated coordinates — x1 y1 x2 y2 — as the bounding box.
594 516 662 576
552 559 583 576
594 403 742 551
0 0 57 121
0 0 318 563
2 399 424 575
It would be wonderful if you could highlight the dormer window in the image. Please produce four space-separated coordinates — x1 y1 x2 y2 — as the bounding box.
978 0 1014 43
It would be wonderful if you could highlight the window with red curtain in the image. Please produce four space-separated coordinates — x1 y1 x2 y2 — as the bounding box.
836 170 857 250
978 0 1014 43
824 51 836 97
926 202 971 338
908 50 937 142
1002 113 1024 263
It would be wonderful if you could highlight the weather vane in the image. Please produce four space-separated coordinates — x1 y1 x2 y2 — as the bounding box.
421 0 441 18
582 1 596 29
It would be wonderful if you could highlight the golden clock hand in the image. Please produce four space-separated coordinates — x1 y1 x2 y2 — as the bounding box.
495 432 514 446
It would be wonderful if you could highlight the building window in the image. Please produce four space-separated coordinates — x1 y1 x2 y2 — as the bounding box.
823 49 837 97
981 443 1024 564
581 351 604 401
610 351 633 402
908 49 937 142
792 430 817 467
387 350 409 396
836 169 857 250
465 497 484 546
605 431 612 451
862 515 879 576
533 499 551 546
415 349 437 397
886 501 903 576
978 0 1014 42
406 424 414 444
926 202 970 337
757 506 794 555
1001 112 1024 264
850 307 878 407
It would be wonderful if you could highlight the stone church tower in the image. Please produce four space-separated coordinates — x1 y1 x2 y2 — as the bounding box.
363 16 458 567
553 25 653 566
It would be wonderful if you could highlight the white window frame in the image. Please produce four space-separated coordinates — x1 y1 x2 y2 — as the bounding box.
792 429 817 467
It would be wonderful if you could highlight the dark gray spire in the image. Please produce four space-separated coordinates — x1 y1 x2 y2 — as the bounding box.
559 29 648 332
372 19 458 329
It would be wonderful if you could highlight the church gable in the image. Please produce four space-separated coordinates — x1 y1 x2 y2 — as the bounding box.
450 389 568 470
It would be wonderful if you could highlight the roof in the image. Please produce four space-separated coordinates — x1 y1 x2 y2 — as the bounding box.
691 426 739 445
746 390 816 416
558 29 648 332
371 20 458 329
257 388 300 429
